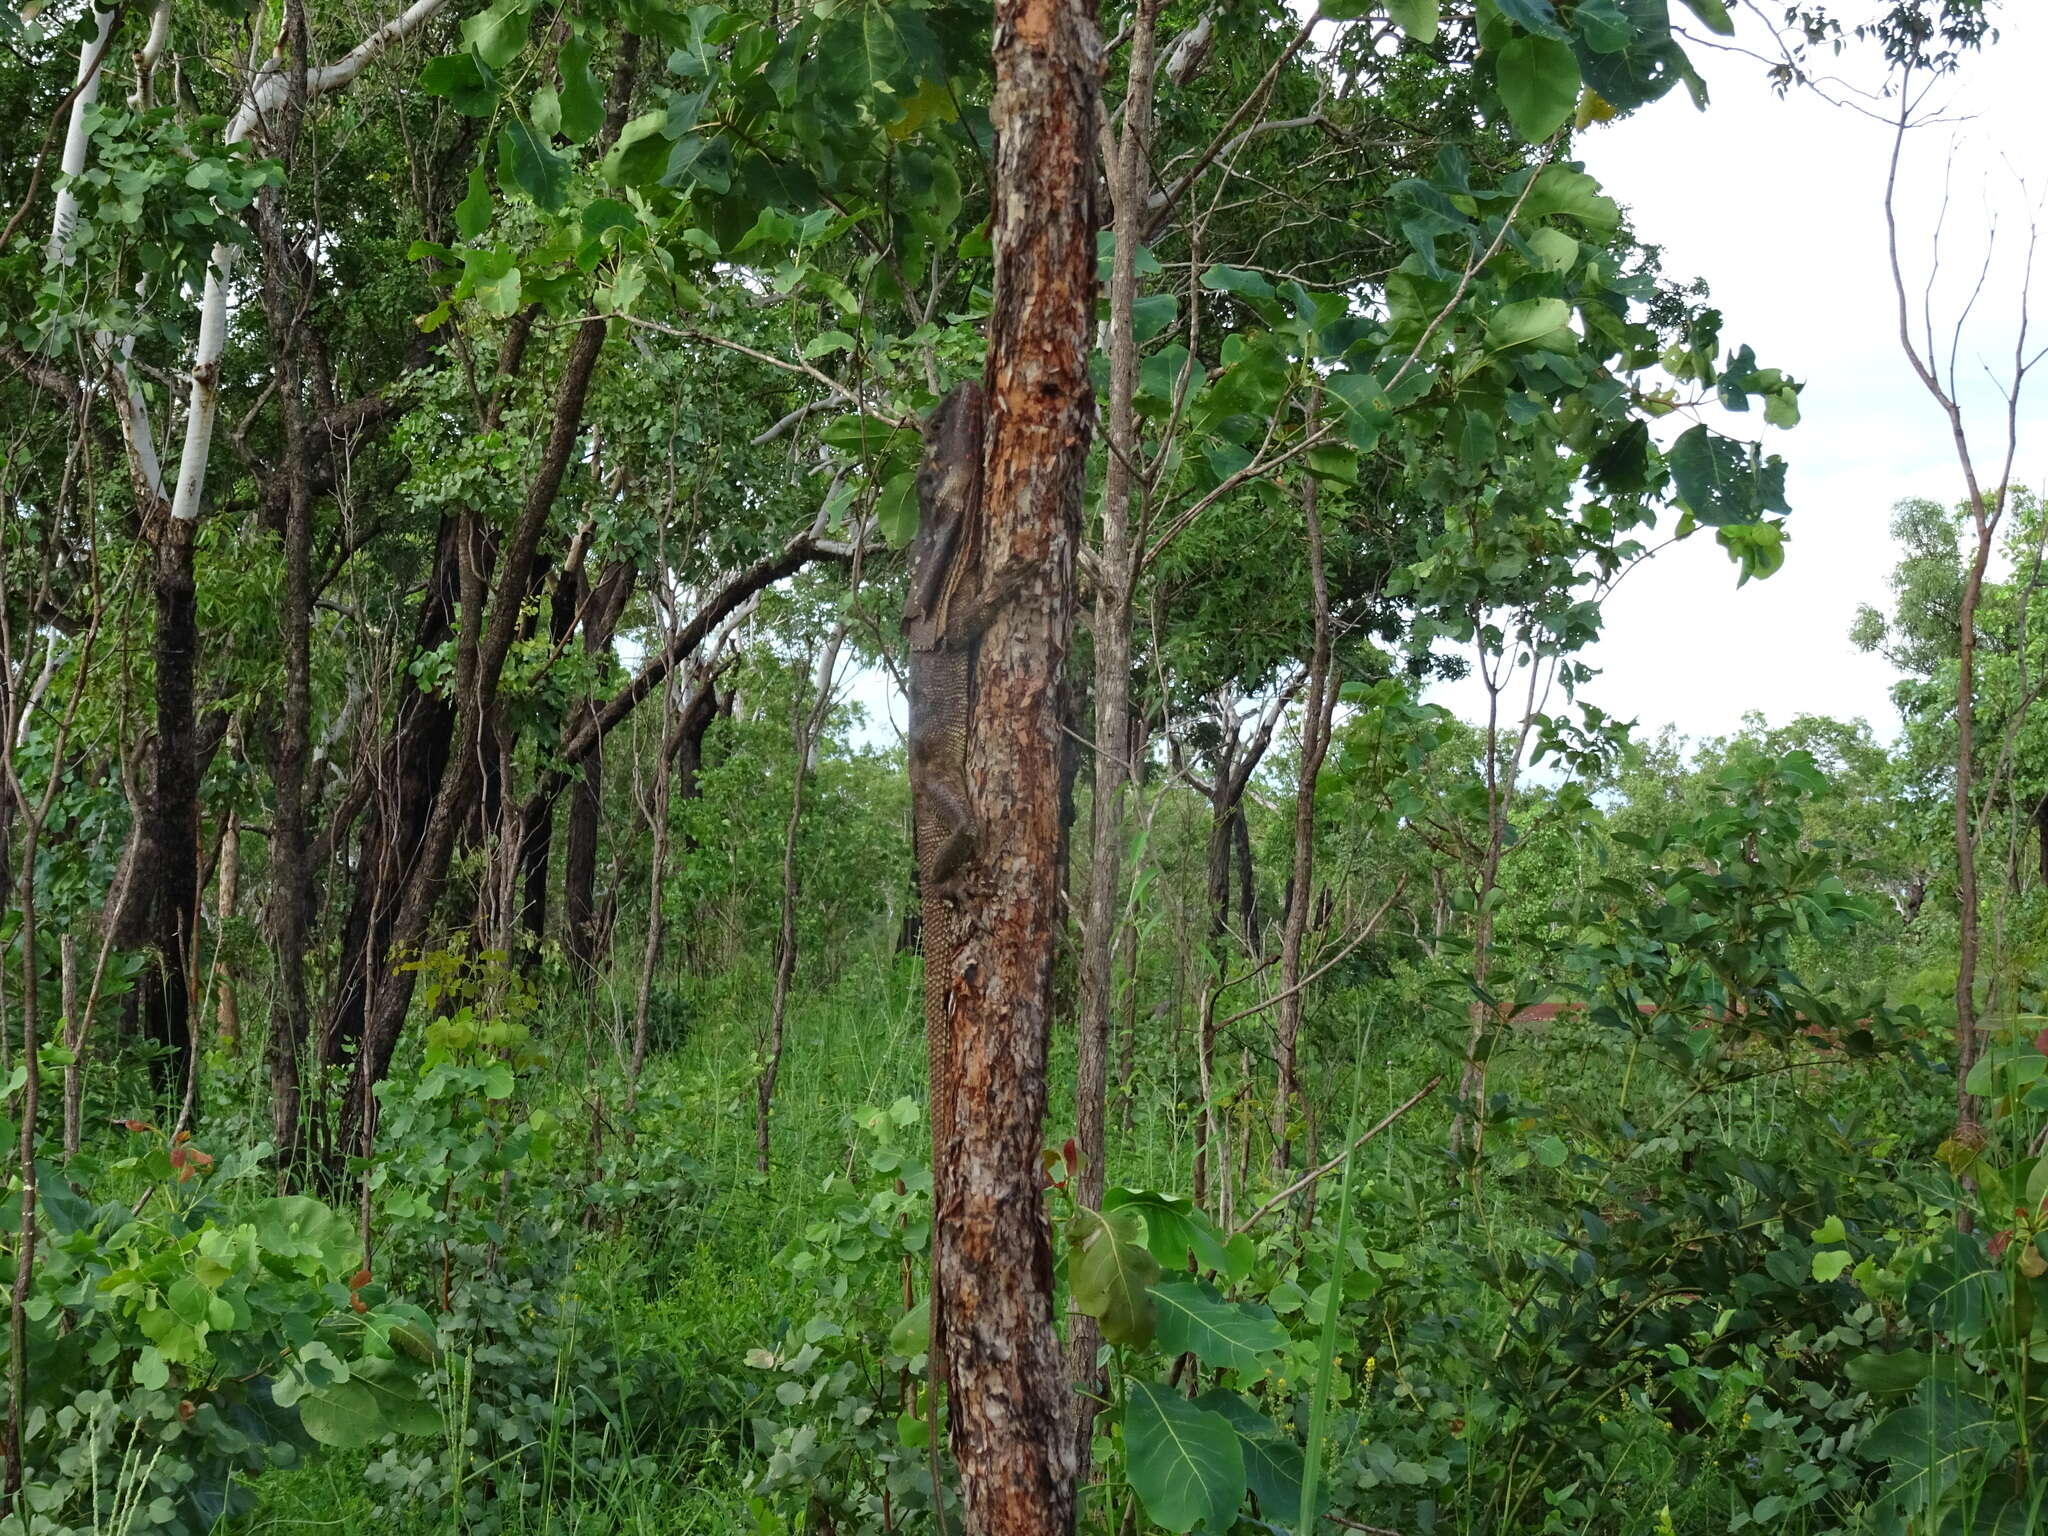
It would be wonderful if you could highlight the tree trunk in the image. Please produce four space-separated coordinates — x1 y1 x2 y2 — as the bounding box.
143 514 201 1123
933 0 1098 1522
1066 0 1158 1462
339 316 607 1165
1954 518 1993 1129
565 560 634 972
1271 474 1334 1173
253 178 316 1171
756 626 845 1173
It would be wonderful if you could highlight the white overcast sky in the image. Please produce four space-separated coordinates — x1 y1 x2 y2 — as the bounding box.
1424 5 2048 748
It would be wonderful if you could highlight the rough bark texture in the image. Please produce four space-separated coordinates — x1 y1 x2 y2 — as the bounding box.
933 0 1098 1526
142 514 201 1114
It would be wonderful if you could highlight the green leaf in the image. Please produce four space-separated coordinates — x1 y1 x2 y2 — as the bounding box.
1151 1281 1288 1371
1572 0 1631 52
1385 0 1440 42
461 0 529 70
601 111 669 188
301 1360 441 1448
1532 1133 1567 1168
1846 1349 1932 1395
1496 35 1581 142
1811 1249 1852 1282
1067 1205 1160 1348
497 120 572 212
1131 293 1178 345
888 1297 930 1358
419 52 499 117
1526 227 1577 272
876 470 919 548
454 168 493 241
1495 0 1567 39
558 34 604 143
134 1345 170 1390
1570 0 1686 112
1198 1392 1304 1520
1487 297 1571 350
1518 164 1620 235
1124 1380 1245 1533
1677 0 1733 34
253 1195 364 1279
1667 424 1788 526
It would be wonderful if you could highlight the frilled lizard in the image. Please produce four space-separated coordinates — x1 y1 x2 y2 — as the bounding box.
903 380 988 1474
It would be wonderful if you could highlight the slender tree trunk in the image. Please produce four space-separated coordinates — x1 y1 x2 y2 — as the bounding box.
339 316 607 1165
1954 521 1993 1126
253 171 315 1170
60 936 82 1157
933 0 1098 1521
144 515 201 1122
1066 0 1158 1461
213 812 241 1048
564 560 633 972
756 625 845 1174
1271 475 1333 1172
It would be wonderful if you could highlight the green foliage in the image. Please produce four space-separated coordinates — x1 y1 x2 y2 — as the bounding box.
2 1132 435 1535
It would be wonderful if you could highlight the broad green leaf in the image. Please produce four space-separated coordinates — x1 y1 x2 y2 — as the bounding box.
1571 0 1685 111
1067 1205 1160 1348
1131 293 1178 344
1518 164 1620 235
1846 1349 1932 1395
1677 0 1733 34
1152 1281 1288 1371
461 0 529 70
1385 0 1439 42
1198 1392 1304 1521
253 1195 363 1279
1487 297 1571 350
1124 1379 1244 1533
1496 35 1580 142
1200 265 1277 303
419 52 498 116
1572 0 1631 52
454 168 493 241
888 1297 930 1358
1494 0 1567 38
1104 1189 1233 1275
601 111 669 188
1667 424 1788 526
301 1360 441 1448
558 34 604 143
134 1346 170 1390
497 120 572 212
1811 1249 1852 1282
1526 226 1577 272
876 470 919 549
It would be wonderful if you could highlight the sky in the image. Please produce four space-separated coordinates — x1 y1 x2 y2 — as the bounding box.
1425 4 2048 751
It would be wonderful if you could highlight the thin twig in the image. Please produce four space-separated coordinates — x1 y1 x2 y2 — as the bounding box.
1231 1075 1443 1234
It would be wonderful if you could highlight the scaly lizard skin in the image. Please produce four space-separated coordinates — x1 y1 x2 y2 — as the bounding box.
904 380 985 1422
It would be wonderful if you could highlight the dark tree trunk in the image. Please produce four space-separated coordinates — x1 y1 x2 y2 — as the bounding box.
142 515 201 1119
339 316 608 1166
321 513 465 1066
251 181 319 1172
931 0 1097 1523
565 560 635 972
